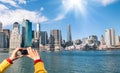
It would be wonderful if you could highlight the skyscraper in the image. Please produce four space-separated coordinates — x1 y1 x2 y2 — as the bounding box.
50 30 62 51
105 28 115 47
0 22 2 32
40 31 48 45
0 32 6 48
115 36 120 45
100 35 105 45
36 23 40 39
10 22 21 49
67 24 72 42
111 28 115 46
3 29 10 48
22 19 32 47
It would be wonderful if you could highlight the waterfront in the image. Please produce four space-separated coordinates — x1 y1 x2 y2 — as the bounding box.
1 50 120 73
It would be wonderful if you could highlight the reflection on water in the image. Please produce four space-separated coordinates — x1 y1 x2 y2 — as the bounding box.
0 50 120 73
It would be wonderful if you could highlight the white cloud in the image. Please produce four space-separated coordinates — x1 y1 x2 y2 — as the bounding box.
18 0 27 4
0 7 48 26
101 0 117 6
40 7 44 11
53 14 65 21
0 4 9 10
0 0 48 26
0 0 19 7
92 0 117 6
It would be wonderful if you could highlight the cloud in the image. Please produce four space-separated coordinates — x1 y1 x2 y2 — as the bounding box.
0 0 48 26
40 7 44 11
18 0 27 4
53 14 65 21
0 9 48 26
101 0 117 6
0 4 9 10
0 0 19 7
92 0 117 6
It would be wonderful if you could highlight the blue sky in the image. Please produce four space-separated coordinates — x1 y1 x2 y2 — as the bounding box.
0 0 120 41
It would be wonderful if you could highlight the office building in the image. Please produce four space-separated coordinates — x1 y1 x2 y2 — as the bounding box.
3 29 10 48
100 35 105 45
0 32 6 48
36 23 40 38
50 30 62 51
22 19 32 47
67 24 72 42
32 30 35 39
105 28 115 47
40 31 48 45
111 28 115 45
0 22 2 32
115 36 120 45
10 22 21 49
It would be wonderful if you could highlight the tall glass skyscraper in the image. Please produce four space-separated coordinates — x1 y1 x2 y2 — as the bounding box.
0 22 2 32
67 24 72 42
22 19 32 47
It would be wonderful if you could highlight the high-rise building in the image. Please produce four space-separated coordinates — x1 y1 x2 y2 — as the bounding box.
105 28 115 47
40 31 48 45
115 36 120 45
0 32 6 48
0 22 2 32
22 19 32 47
50 30 62 51
36 23 40 39
100 35 105 45
67 24 72 42
111 28 115 45
3 29 10 48
10 22 21 49
32 30 35 39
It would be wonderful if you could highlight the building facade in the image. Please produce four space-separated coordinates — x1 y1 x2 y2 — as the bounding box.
67 24 72 42
10 22 21 49
22 19 32 47
40 31 48 45
115 36 120 45
105 28 115 47
3 29 10 48
50 30 62 51
0 22 2 32
0 32 6 48
100 35 105 45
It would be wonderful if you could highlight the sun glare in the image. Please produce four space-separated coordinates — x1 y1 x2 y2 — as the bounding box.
62 0 87 15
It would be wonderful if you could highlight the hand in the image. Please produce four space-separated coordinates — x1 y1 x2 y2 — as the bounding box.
9 48 23 61
27 47 40 60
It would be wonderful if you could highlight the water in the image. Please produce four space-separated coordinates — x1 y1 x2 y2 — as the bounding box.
1 50 120 73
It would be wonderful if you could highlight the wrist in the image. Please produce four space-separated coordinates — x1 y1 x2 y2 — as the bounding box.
33 57 41 61
6 58 13 64
34 59 43 64
9 57 15 61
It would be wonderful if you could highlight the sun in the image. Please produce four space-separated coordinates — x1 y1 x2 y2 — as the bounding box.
62 0 87 15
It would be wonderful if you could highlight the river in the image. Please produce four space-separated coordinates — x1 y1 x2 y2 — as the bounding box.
0 50 120 73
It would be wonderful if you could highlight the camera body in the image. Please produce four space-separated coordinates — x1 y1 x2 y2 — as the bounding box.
19 49 28 55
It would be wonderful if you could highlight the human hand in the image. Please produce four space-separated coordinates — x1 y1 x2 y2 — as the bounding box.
9 48 24 61
27 47 40 60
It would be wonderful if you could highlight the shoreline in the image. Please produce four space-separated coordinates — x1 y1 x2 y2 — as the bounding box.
0 48 120 53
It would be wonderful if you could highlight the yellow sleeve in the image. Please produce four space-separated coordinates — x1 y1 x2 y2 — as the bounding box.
0 59 12 73
34 62 47 73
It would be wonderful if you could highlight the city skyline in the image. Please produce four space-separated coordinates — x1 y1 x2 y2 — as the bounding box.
0 0 120 40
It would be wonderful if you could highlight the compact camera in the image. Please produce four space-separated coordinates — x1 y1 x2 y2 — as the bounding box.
19 49 28 55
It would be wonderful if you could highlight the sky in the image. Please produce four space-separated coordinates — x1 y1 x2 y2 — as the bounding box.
0 0 120 41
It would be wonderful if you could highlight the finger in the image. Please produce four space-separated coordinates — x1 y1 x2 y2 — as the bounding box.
27 48 30 53
35 50 38 56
